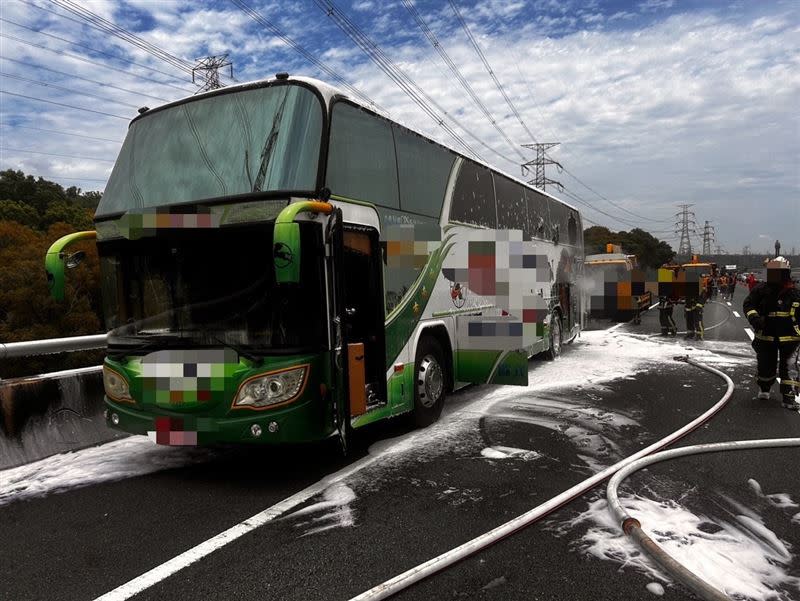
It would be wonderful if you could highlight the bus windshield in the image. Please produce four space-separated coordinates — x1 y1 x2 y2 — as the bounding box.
99 223 327 354
96 84 323 216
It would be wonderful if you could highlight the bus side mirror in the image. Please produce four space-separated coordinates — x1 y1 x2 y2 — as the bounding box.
45 231 97 300
273 221 301 284
66 251 86 269
272 200 333 285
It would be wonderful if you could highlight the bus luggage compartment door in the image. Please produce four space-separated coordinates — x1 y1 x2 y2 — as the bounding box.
453 315 528 386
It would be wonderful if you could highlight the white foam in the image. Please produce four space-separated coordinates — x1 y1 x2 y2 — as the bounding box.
285 482 356 536
748 478 799 510
0 437 217 506
646 582 665 596
480 446 542 461
0 329 748 507
555 494 800 600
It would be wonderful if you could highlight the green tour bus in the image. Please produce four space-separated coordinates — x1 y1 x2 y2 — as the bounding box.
46 74 584 449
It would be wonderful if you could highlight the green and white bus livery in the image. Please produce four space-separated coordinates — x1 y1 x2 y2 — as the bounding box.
46 75 583 448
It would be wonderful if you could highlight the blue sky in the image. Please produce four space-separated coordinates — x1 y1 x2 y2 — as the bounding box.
0 0 797 253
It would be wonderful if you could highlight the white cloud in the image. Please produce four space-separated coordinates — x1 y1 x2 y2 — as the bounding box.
0 0 797 251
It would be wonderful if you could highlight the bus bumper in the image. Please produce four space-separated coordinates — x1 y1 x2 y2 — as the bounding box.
103 397 334 445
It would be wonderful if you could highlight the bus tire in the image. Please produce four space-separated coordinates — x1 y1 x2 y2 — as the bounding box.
413 337 446 427
545 312 563 360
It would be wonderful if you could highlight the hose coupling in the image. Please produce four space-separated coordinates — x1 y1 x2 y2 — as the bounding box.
673 355 690 362
621 517 641 535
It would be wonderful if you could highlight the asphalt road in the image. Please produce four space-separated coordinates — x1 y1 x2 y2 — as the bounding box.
1 285 798 601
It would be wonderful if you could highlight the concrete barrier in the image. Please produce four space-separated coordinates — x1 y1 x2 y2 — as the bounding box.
0 366 124 470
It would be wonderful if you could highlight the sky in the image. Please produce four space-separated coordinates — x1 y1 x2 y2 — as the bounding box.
0 0 797 253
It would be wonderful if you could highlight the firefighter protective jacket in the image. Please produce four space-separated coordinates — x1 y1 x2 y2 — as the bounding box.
743 282 800 343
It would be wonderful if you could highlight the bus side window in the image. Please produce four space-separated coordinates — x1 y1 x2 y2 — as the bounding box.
394 125 455 219
495 176 527 234
327 102 399 209
525 188 551 241
449 160 496 228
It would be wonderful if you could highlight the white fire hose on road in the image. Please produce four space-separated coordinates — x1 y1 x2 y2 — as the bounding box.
349 356 770 601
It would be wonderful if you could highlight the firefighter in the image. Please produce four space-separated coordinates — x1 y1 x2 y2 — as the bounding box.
692 294 706 341
657 295 677 336
743 257 800 411
684 295 696 339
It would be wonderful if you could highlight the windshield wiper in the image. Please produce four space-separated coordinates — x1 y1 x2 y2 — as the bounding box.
253 89 289 192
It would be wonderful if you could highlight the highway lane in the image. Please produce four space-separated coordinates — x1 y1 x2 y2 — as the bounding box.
1 285 798 601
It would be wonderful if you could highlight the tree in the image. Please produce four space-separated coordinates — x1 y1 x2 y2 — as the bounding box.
583 226 674 270
0 199 40 228
0 170 105 377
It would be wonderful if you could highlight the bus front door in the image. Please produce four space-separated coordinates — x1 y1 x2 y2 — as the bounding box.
341 226 386 414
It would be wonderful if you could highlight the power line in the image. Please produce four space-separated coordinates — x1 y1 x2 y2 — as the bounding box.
45 0 194 73
1 147 116 162
230 0 386 113
560 188 644 229
0 16 190 86
0 72 141 109
449 0 537 145
311 0 482 160
0 123 120 143
0 55 171 103
458 1 671 226
0 90 131 120
0 33 192 94
35 174 108 183
401 0 524 161
559 165 670 223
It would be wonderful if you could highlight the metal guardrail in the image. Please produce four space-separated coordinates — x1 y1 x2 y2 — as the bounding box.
0 334 107 360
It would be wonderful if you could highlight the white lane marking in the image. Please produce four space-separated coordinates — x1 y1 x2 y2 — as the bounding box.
726 301 732 306
733 311 741 318
92 447 396 601
745 328 755 340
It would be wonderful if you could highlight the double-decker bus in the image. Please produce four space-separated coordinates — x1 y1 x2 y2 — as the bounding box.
46 74 583 448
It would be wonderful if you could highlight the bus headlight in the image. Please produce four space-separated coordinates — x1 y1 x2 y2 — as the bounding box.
103 366 132 401
234 366 307 408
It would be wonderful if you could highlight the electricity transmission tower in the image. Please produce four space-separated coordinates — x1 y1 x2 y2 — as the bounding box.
521 142 563 192
192 55 233 92
674 204 698 256
701 221 715 255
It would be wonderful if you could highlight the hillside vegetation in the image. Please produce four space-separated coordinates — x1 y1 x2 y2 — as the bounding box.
0 170 103 377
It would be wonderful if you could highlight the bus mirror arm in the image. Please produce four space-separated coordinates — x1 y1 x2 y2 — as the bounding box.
273 200 333 284
45 230 97 301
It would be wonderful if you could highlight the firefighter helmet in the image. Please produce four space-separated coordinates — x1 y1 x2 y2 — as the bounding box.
764 256 791 270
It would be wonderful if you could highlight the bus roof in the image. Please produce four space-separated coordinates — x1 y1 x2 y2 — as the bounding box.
131 74 582 217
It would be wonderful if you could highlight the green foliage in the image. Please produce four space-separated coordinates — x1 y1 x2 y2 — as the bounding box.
584 225 675 270
0 170 104 377
0 169 100 230
0 200 39 229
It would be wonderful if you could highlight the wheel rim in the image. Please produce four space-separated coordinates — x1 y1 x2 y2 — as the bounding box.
417 355 444 408
551 318 562 355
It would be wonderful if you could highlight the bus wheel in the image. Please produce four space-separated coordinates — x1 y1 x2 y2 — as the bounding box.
545 313 562 360
413 337 446 427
